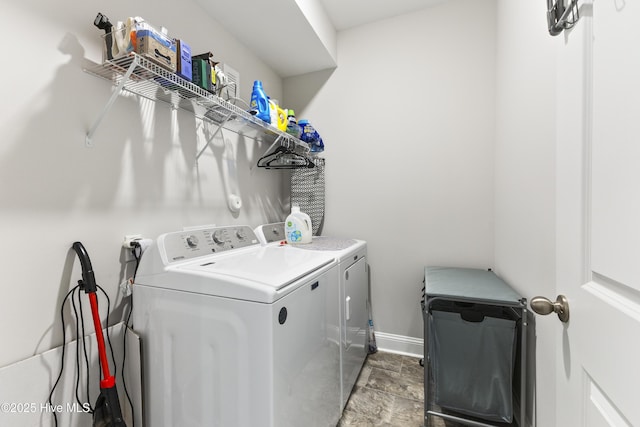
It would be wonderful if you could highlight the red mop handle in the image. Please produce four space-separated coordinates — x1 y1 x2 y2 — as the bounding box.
88 292 115 389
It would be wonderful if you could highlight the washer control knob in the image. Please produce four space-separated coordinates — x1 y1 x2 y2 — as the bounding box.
185 235 199 248
236 228 246 240
212 230 225 245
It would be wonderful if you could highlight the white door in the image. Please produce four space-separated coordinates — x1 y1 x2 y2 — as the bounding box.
554 1 640 425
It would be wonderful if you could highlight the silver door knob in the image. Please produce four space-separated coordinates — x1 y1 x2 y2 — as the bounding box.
530 295 570 323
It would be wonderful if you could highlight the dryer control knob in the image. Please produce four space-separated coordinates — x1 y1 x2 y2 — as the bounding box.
236 229 246 240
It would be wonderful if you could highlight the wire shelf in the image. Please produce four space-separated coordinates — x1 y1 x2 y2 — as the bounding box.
84 53 309 155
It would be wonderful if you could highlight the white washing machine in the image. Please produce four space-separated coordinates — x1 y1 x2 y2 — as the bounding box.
254 223 369 410
133 225 342 427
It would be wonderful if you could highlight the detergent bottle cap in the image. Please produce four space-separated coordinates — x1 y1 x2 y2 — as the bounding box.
291 205 300 213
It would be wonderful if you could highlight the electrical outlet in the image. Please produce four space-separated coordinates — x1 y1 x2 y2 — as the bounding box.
122 235 142 263
123 234 142 249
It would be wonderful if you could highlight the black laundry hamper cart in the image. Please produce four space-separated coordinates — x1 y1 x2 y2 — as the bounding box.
421 267 527 427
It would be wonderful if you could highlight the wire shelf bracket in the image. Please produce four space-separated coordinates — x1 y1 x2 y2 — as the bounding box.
85 55 139 147
195 110 235 160
547 0 581 36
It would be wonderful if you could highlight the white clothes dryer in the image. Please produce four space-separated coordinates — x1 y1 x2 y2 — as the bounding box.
254 223 369 410
133 225 342 427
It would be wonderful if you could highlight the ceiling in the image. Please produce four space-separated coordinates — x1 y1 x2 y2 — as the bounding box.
319 0 447 31
198 0 447 77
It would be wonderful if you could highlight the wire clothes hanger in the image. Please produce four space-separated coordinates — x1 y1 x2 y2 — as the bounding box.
256 134 315 169
547 0 580 36
257 144 315 169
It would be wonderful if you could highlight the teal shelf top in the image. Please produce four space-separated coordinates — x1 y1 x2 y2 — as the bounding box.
424 266 525 306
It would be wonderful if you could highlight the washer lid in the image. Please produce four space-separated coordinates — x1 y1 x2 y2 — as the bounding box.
168 244 335 300
288 236 367 262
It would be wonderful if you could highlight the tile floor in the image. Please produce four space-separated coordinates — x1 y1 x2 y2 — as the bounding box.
337 351 426 426
337 351 473 427
337 350 518 426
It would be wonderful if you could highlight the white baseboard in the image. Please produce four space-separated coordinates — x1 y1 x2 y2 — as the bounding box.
374 331 424 358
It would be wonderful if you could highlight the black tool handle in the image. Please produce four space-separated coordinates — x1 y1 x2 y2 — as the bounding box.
72 242 97 293
93 13 114 60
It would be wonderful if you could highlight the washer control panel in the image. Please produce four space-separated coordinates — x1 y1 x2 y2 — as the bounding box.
161 225 260 263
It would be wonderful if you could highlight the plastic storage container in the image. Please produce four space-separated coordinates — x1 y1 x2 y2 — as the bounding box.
285 205 312 244
250 80 270 123
299 119 324 153
269 99 287 131
275 104 287 131
286 109 301 138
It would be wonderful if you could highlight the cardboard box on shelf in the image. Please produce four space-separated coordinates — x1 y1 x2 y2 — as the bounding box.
136 29 177 72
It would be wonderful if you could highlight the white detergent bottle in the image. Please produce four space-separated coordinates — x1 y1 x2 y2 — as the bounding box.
285 205 312 244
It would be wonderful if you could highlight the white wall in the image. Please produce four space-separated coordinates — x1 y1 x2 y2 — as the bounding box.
0 0 287 369
493 2 557 426
284 0 497 344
